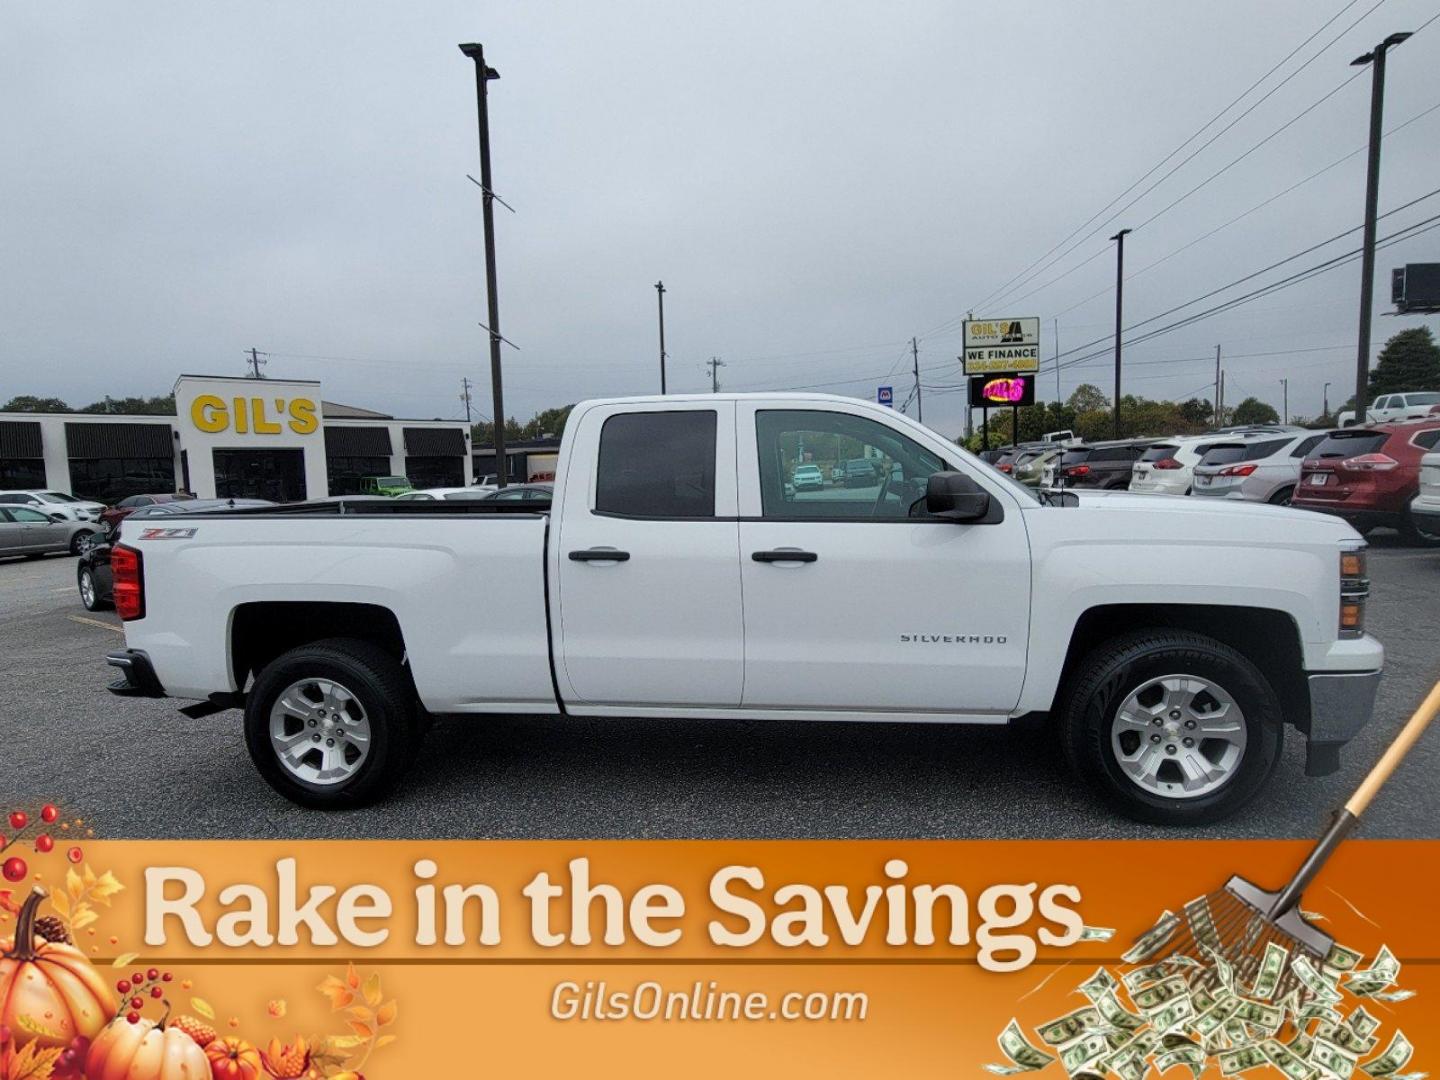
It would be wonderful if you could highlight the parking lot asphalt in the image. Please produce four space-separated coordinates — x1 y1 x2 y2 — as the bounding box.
2 533 1437 840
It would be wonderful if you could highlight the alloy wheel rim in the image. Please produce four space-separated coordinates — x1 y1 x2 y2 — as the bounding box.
268 678 372 786
1110 674 1247 800
80 572 94 606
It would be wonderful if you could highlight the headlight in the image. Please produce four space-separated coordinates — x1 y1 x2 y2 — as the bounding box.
1339 546 1368 638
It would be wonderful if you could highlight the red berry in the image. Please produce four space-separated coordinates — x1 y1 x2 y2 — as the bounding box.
147 967 159 981
161 972 173 982
1 857 26 883
130 996 143 1010
41 805 59 824
150 986 163 999
126 1012 140 1024
66 846 83 864
131 972 144 985
8 812 26 831
35 835 54 853
116 980 131 994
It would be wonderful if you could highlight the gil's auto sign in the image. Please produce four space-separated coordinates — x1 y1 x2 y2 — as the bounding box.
962 317 1040 373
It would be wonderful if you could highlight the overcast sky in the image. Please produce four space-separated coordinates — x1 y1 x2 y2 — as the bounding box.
2 0 1438 436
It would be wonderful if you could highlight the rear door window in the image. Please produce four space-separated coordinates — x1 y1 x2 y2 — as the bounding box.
1243 438 1291 461
1061 449 1091 467
1199 444 1246 466
596 410 717 519
1411 428 1440 451
1312 431 1388 458
1087 446 1137 462
1138 445 1178 463
1291 434 1326 458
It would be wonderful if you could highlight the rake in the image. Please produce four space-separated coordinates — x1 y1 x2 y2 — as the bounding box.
1131 680 1440 1004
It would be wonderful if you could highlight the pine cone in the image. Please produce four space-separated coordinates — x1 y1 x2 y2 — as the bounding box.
33 915 70 944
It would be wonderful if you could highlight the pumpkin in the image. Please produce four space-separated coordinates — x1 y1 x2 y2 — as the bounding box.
206 1035 263 1080
0 887 115 1049
86 1012 210 1080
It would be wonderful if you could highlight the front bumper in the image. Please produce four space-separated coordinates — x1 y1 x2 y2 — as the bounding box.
105 649 166 698
1303 669 1381 776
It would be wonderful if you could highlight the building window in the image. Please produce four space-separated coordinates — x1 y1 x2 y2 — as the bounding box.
68 457 176 504
405 456 463 489
0 459 46 490
213 448 307 502
327 455 392 496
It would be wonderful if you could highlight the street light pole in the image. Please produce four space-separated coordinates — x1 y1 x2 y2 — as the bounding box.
655 281 668 394
1350 31 1412 427
459 42 509 488
1324 381 1332 418
1281 378 1289 425
1110 228 1131 438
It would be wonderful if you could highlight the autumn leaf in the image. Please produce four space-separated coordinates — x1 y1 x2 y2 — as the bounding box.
4 1040 63 1080
14 1014 64 1041
375 1000 397 1027
191 997 216 1020
46 892 68 919
65 869 83 902
70 908 98 932
374 1034 398 1050
323 1035 366 1052
361 972 382 1007
317 975 354 1011
345 1006 373 1024
344 962 360 990
346 1020 373 1040
90 870 124 905
111 952 138 968
82 864 97 889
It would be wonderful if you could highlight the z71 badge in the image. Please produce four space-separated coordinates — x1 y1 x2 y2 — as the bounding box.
138 527 198 540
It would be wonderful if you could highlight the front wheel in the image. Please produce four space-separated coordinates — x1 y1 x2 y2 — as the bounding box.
244 638 421 808
1059 630 1283 825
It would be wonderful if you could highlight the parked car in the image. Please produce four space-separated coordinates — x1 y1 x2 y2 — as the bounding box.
107 391 1381 825
1060 439 1159 489
976 449 1007 465
359 476 413 497
397 487 491 501
99 493 195 530
1409 447 1440 539
1 505 100 559
792 464 825 491
843 458 878 487
1338 392 1440 428
0 489 105 524
78 499 272 609
1294 422 1440 539
1011 446 1062 489
479 483 554 502
1190 431 1328 506
1128 430 1292 496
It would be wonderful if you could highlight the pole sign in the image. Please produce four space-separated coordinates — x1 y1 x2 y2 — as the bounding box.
877 386 894 407
968 373 1036 408
962 317 1041 374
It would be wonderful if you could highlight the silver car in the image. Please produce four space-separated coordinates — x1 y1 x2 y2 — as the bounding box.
0 489 105 524
1190 430 1328 505
0 505 100 558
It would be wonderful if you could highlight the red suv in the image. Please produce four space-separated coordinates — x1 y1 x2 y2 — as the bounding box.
1293 421 1440 539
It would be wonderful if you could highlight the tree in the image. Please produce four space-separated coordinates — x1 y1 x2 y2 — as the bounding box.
1368 327 1440 397
520 404 574 440
78 394 176 415
472 417 524 444
1231 397 1280 426
1067 384 1109 413
2 395 70 412
1178 397 1214 426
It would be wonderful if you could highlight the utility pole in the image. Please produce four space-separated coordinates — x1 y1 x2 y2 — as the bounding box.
1324 381 1332 418
1219 370 1225 425
1213 345 1222 426
655 281 668 394
245 347 267 379
460 377 474 424
459 42 510 488
1281 378 1289 424
706 357 725 393
1350 31 1412 426
1110 228 1131 438
1054 318 1060 405
910 337 923 423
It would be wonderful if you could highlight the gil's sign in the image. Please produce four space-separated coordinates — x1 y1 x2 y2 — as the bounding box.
968 373 1036 408
962 317 1040 374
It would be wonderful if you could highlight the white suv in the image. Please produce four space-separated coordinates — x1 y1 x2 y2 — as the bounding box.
1410 447 1440 538
0 490 105 523
1190 431 1328 506
1129 436 1229 496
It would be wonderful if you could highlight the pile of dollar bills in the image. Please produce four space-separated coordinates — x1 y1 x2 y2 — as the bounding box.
986 913 1420 1079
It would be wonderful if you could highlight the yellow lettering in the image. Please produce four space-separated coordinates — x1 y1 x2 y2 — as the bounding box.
233 398 249 434
288 398 318 435
251 397 282 434
191 395 228 434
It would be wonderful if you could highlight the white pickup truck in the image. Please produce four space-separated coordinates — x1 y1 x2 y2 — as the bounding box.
105 394 1383 824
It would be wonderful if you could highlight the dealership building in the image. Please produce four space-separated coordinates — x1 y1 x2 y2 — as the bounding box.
0 375 475 503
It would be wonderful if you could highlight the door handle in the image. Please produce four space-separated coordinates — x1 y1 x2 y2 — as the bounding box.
568 548 631 562
751 549 818 563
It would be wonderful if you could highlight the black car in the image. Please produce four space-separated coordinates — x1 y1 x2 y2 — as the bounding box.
77 498 271 611
1060 439 1160 490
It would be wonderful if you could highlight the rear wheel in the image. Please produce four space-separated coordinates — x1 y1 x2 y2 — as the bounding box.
1398 507 1440 546
77 566 110 611
244 638 421 808
1268 486 1295 507
1059 630 1283 825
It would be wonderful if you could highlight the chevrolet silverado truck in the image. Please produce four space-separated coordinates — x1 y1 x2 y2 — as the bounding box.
105 394 1383 824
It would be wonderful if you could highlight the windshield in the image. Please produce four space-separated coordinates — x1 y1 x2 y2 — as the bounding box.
42 491 80 502
380 477 408 486
1312 431 1387 458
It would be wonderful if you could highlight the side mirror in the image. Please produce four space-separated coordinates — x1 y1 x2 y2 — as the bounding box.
926 472 992 522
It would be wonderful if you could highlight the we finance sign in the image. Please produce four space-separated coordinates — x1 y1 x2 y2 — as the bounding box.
962 317 1041 374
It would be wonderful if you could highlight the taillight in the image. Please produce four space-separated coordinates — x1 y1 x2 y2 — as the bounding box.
1340 453 1398 471
1219 464 1258 477
1152 458 1182 470
999 464 1013 473
1339 548 1368 638
111 545 144 621
1065 465 1091 477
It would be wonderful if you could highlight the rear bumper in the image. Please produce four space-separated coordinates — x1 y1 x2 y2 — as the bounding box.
1409 497 1440 537
105 649 167 698
1291 503 1401 531
1303 669 1381 776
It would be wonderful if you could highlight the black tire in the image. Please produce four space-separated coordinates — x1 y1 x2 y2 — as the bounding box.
1268 486 1295 507
77 566 111 611
1397 507 1440 546
1059 629 1283 826
244 638 421 808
